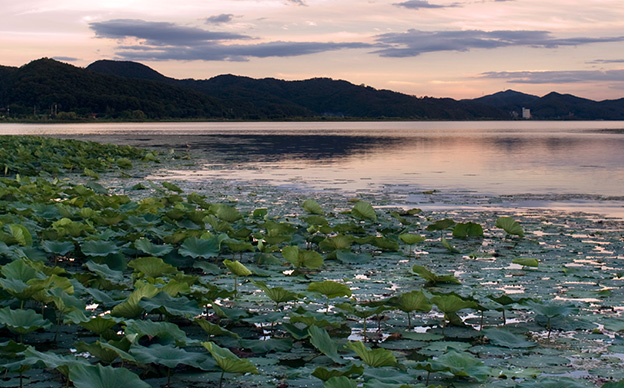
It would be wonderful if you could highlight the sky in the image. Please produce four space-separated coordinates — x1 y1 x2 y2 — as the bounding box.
2 0 624 100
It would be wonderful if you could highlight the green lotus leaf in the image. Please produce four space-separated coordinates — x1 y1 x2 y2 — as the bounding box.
211 203 242 222
335 250 372 264
308 280 352 299
345 341 397 367
124 319 190 345
453 222 484 238
74 341 121 364
426 218 455 231
308 325 345 364
483 328 536 348
435 350 491 382
441 235 460 253
79 316 118 336
133 238 173 257
97 338 136 363
603 380 624 388
515 377 594 388
85 261 125 284
162 181 183 193
495 216 525 237
179 236 221 259
202 341 259 374
224 238 255 253
138 292 202 318
319 235 354 251
389 290 432 313
513 258 539 268
130 343 205 369
527 301 578 319
0 307 52 334
82 168 100 180
431 294 479 315
312 364 365 382
223 259 252 276
351 201 377 221
399 234 426 245
8 224 33 246
303 199 325 215
40 240 75 256
253 280 301 305
24 347 89 375
240 338 293 354
1 258 45 282
195 319 239 338
324 376 358 388
81 240 120 257
412 264 460 286
370 236 400 251
128 256 178 278
282 246 324 269
69 363 150 388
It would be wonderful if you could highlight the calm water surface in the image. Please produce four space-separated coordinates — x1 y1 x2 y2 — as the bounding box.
2 121 623 216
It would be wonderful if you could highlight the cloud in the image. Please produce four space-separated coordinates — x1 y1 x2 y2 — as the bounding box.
394 1 457 9
205 14 235 24
91 18 370 62
89 19 251 45
589 59 624 64
480 69 624 84
113 41 371 62
52 56 78 62
373 29 624 57
287 0 307 5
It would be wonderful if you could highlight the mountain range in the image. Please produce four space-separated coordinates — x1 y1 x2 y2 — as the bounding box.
1 58 623 121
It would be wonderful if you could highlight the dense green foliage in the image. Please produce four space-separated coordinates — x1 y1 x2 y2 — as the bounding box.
0 136 152 176
0 136 622 387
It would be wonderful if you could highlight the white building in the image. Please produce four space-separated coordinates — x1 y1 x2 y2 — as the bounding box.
522 107 531 119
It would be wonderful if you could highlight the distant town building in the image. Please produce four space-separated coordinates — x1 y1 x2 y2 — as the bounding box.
522 107 531 119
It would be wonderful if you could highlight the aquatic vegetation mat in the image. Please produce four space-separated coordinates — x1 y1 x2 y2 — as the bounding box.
0 137 623 387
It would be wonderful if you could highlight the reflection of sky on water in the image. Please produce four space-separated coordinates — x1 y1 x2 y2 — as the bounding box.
1 121 623 215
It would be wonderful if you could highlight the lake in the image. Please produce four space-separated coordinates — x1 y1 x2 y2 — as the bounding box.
2 121 623 217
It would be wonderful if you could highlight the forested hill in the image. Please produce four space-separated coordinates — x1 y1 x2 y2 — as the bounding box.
0 58 507 120
1 58 623 120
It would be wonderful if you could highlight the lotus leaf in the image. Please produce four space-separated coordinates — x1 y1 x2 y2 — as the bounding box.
483 328 535 348
351 201 377 221
79 316 118 336
308 280 352 299
253 280 301 306
434 350 491 382
412 264 460 286
240 338 293 353
162 181 183 193
7 224 33 246
452 222 484 238
130 343 206 369
124 319 190 345
345 341 397 367
389 290 432 328
133 238 173 257
312 364 364 382
399 233 426 245
303 199 325 215
179 236 221 259
23 347 89 376
324 376 358 388
128 256 178 278
1 258 45 282
223 259 252 276
202 341 259 374
426 218 455 231
69 363 150 388
515 377 594 387
308 325 345 364
441 235 460 253
495 216 524 237
211 203 242 222
138 292 202 317
85 261 125 284
0 307 52 334
81 240 120 257
282 246 324 269
195 319 239 338
513 258 539 267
